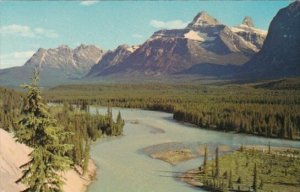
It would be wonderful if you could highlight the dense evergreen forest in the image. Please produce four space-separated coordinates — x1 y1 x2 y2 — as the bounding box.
0 79 125 182
43 79 300 140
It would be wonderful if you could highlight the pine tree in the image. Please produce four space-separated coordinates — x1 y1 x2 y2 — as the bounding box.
252 163 258 191
116 111 125 127
15 69 73 192
215 146 220 178
228 169 233 189
203 145 208 174
82 139 90 175
116 111 125 135
106 106 113 135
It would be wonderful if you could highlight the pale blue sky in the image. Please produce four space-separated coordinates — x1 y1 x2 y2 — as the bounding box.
0 0 292 69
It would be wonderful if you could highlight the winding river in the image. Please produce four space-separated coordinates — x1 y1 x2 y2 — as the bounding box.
88 108 300 192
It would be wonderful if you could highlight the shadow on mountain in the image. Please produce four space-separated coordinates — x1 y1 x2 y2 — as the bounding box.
178 63 240 78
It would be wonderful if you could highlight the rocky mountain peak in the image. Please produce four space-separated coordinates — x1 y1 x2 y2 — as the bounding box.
242 16 255 27
57 44 71 50
187 11 219 29
116 44 130 50
24 44 104 76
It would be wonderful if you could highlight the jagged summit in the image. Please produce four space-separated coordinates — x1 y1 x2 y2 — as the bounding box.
186 11 219 29
88 44 139 76
242 16 255 27
57 44 71 49
24 44 104 75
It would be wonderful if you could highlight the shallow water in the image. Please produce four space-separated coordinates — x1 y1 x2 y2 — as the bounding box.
88 108 300 192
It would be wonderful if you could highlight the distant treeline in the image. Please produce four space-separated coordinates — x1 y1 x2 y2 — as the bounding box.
43 83 300 140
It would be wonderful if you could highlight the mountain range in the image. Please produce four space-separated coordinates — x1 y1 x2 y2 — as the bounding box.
0 1 299 87
88 12 266 77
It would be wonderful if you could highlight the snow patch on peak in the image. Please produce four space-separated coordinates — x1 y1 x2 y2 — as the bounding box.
126 45 140 53
230 25 267 36
184 30 204 41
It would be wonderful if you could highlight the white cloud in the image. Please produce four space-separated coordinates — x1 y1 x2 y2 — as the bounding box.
0 51 35 69
0 24 59 38
0 24 34 37
34 28 59 38
132 34 143 39
150 19 188 29
80 0 99 6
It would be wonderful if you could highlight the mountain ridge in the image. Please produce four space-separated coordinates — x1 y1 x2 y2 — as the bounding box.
87 11 266 77
24 44 104 76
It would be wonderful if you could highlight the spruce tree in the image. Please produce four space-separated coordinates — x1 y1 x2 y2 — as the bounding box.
215 146 220 178
228 169 233 189
82 139 91 175
116 111 125 127
252 163 258 191
203 145 208 174
116 111 125 135
15 69 73 192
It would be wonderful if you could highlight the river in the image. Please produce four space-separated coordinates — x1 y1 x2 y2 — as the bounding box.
88 108 300 192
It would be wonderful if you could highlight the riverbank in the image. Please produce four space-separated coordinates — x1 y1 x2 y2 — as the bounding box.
0 129 96 192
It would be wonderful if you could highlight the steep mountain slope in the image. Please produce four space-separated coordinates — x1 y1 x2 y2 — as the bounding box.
0 44 104 87
88 44 139 76
241 1 300 78
25 44 104 75
89 12 266 77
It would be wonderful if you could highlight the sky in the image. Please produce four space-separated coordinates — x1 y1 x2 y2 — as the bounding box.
0 0 292 69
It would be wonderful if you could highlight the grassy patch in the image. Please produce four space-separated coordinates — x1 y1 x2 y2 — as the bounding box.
187 147 300 192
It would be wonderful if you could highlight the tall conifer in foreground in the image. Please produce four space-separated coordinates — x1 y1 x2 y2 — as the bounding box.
15 69 73 192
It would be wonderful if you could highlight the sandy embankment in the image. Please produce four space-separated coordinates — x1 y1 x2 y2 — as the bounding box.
0 129 96 192
150 149 195 165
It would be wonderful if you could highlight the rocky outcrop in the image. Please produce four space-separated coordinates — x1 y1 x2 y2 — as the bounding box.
230 16 267 50
241 0 300 79
24 44 104 76
88 44 138 76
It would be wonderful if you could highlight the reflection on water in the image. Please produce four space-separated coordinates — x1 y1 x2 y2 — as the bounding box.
88 108 300 192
